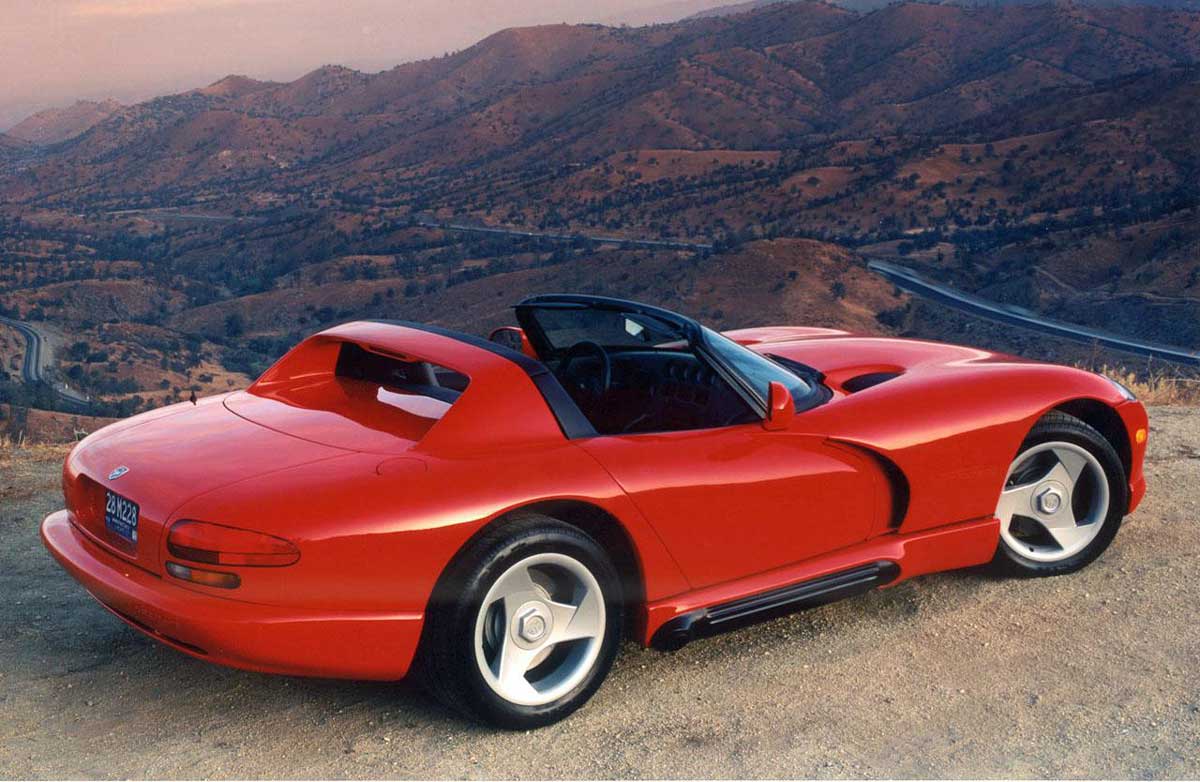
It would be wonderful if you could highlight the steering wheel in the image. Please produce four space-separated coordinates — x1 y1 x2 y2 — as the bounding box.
557 340 612 396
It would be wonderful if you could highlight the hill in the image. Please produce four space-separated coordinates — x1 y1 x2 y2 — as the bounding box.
0 132 32 163
605 0 739 25
687 0 795 19
0 404 115 445
6 99 123 146
2 2 1195 217
693 0 1200 14
0 1 1197 417
166 238 903 340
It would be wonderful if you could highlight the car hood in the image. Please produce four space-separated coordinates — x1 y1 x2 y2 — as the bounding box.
737 329 1035 387
65 394 349 573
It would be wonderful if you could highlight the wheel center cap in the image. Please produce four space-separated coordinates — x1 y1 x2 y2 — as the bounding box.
514 601 552 645
523 615 546 639
1036 482 1066 515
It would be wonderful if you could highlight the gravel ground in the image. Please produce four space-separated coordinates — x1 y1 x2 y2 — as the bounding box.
1 407 1198 779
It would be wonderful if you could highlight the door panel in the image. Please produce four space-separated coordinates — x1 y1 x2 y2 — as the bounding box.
580 425 880 589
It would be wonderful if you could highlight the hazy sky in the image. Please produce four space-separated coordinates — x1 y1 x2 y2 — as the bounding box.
0 0 698 129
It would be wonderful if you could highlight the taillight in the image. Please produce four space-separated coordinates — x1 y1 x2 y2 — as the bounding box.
167 520 300 567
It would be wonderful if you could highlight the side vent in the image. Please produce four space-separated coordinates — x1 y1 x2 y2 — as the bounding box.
843 371 901 393
833 440 910 529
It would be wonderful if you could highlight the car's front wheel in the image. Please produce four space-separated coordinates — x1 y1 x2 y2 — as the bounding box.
994 411 1128 576
416 515 623 729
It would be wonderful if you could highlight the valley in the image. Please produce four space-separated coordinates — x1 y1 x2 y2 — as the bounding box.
1 0 1198 429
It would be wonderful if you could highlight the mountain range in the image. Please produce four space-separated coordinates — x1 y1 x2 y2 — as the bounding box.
5 2 1198 201
1 0 1198 419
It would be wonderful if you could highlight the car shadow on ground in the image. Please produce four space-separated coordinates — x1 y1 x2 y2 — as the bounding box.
24 563 1004 738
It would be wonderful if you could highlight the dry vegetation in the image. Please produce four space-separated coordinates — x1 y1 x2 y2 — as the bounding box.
0 404 117 445
1094 366 1200 406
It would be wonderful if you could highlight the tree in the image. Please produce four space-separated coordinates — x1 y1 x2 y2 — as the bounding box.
224 312 245 339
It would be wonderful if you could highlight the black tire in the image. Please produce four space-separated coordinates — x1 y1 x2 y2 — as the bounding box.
992 411 1128 577
414 514 623 729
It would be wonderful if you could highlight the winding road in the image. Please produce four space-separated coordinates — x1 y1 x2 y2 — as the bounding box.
0 314 46 383
0 314 90 409
868 260 1200 367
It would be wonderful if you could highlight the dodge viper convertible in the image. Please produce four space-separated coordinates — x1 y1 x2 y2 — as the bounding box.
42 294 1148 728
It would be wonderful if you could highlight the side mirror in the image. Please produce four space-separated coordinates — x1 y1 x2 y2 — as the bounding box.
762 381 795 431
488 326 536 358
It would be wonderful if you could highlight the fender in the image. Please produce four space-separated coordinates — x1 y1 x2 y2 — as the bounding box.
764 336 1138 533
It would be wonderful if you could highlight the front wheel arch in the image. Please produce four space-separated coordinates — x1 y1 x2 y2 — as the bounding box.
993 409 1127 576
1052 398 1131 499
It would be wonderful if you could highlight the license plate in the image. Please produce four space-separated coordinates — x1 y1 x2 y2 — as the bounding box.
105 490 139 543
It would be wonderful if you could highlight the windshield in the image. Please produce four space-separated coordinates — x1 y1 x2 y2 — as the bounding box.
526 306 687 356
514 296 825 431
701 327 813 405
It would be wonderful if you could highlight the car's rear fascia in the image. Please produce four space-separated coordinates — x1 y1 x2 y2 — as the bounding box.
41 510 422 680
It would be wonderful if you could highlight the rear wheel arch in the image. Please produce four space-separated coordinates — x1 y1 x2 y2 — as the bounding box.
414 512 624 727
513 500 645 612
427 500 645 629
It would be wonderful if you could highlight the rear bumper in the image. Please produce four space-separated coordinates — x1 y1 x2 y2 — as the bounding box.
41 510 422 680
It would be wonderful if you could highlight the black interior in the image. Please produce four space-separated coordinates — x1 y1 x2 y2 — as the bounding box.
553 346 757 435
335 342 468 404
503 295 833 436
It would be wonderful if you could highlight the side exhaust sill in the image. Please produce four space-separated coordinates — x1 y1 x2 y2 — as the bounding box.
650 560 900 651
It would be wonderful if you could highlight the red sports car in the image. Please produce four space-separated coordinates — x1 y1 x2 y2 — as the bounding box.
42 295 1148 728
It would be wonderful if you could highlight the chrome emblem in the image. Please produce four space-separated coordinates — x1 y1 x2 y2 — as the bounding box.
108 466 130 481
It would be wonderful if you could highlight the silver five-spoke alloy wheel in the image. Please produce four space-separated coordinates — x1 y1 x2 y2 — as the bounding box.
473 552 606 706
997 440 1110 563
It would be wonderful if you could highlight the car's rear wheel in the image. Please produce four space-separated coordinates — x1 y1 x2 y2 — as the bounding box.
416 515 622 729
993 411 1127 577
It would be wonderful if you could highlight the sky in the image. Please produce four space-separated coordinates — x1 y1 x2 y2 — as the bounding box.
0 0 713 130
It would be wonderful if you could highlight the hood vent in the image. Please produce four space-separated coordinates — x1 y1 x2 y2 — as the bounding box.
842 371 902 394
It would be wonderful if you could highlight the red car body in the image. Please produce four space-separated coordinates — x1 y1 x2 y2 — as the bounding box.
42 309 1148 681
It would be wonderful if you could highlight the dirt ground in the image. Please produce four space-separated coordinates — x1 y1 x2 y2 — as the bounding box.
1 408 1197 779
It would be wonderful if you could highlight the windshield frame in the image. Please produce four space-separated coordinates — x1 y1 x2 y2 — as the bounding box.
697 327 825 415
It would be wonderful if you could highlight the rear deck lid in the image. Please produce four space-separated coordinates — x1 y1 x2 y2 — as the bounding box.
66 396 346 573
230 335 472 454
223 381 446 455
